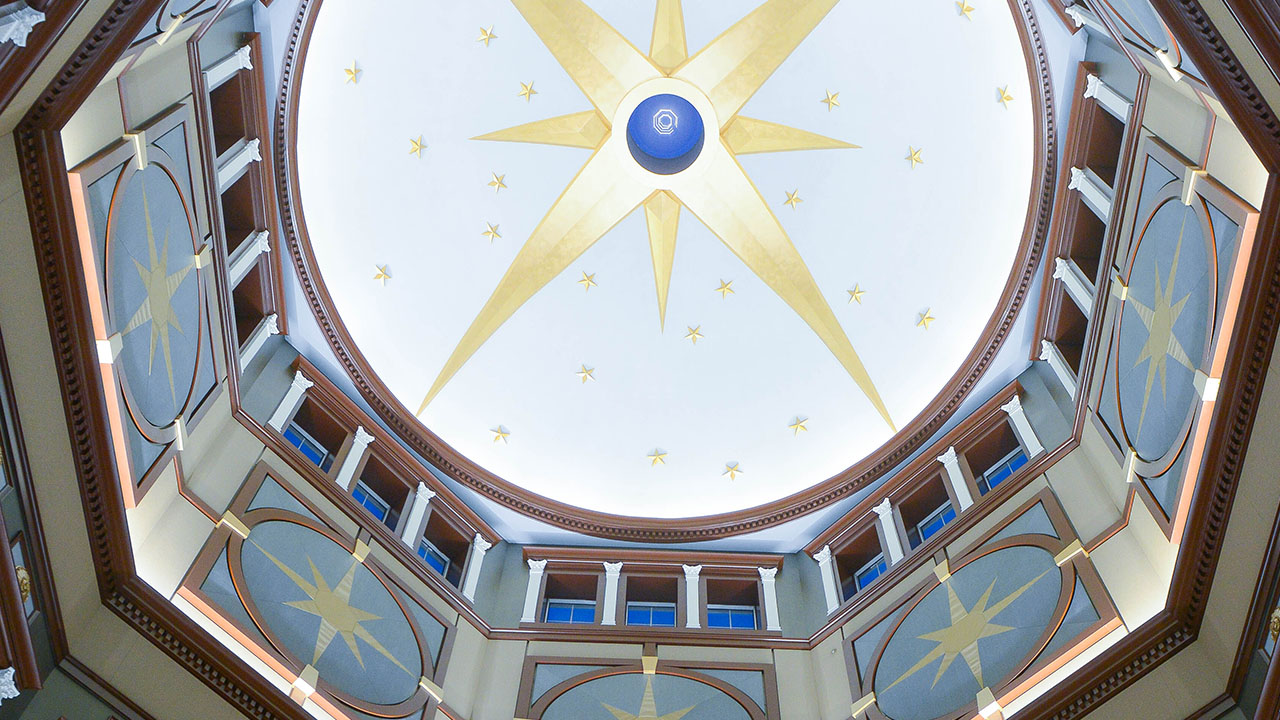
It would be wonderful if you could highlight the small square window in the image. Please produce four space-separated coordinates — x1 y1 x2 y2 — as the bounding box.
706 604 756 630
352 481 390 522
855 555 887 592
417 539 451 577
626 601 677 627
283 424 335 472
978 448 1028 495
544 599 596 624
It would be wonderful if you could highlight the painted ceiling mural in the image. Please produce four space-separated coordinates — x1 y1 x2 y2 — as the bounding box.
527 663 768 720
294 0 1039 516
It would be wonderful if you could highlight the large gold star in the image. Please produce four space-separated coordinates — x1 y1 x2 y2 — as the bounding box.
419 0 893 432
883 570 1049 694
517 81 538 101
1129 215 1196 434
477 26 497 46
121 180 192 405
820 89 840 111
252 543 410 675
603 676 695 720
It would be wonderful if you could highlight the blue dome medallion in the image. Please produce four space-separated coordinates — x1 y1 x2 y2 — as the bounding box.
626 93 704 175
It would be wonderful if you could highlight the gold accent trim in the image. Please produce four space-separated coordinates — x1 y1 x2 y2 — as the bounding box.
723 116 859 155
473 111 609 149
352 539 371 563
420 676 444 702
932 558 951 583
643 191 681 329
976 687 1001 718
14 565 30 604
850 692 876 716
1054 539 1087 566
641 655 658 675
649 0 688 72
219 511 249 539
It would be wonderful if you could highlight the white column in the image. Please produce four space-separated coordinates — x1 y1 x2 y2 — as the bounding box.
268 369 313 431
1040 339 1078 398
0 2 45 47
217 137 262 190
682 564 702 629
460 534 492 602
398 482 435 546
1069 166 1113 220
1001 394 1046 458
1084 73 1133 121
812 545 840 614
228 230 271 286
758 567 781 632
873 498 905 564
936 447 975 512
521 559 547 623
601 562 623 626
1064 4 1109 35
203 44 253 89
239 312 279 366
333 426 374 489
1054 257 1096 314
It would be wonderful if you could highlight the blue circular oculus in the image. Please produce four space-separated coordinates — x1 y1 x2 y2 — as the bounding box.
626 93 704 174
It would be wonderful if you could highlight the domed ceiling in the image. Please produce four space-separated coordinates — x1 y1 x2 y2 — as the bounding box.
293 0 1042 518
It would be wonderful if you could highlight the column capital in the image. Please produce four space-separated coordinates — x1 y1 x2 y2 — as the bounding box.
414 482 436 502
812 544 832 564
757 566 778 582
1068 166 1086 190
1039 339 1054 362
1084 73 1103 99
527 559 547 574
872 497 894 518
472 533 492 553
352 425 375 448
936 446 959 466
0 3 46 48
682 564 702 580
264 312 280 336
1000 394 1024 416
291 369 314 391
252 229 272 254
603 562 623 577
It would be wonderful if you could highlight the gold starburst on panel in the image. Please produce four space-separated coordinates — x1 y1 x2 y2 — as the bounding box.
409 135 426 158
488 172 507 193
684 325 703 345
343 61 361 84
477 26 497 46
783 189 803 209
490 426 510 443
602 675 695 720
906 146 924 169
997 85 1013 108
647 449 667 466
578 271 597 291
576 364 595 383
956 0 975 19
847 284 865 304
373 265 391 285
481 222 501 242
715 279 735 298
419 0 895 431
789 417 809 435
1129 217 1195 433
518 81 538 101
820 89 840 111
723 462 743 480
918 309 936 329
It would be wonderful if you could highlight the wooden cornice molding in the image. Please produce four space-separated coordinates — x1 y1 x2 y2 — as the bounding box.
521 545 783 576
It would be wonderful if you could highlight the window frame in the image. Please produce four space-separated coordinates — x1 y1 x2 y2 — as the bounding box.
282 421 335 472
705 603 758 630
543 598 598 625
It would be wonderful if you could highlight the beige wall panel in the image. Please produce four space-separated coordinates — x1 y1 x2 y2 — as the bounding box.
441 619 488 717
1090 522 1166 629
945 476 1049 555
1044 449 1122 542
658 644 772 664
844 561 936 636
1205 118 1268 208
1141 77 1209 164
809 631 854 720
184 408 267 515
526 641 642 659
130 470 216 597
471 639 528 720
119 41 194 128
773 648 821 720
60 79 125 169
268 452 359 536
365 537 459 622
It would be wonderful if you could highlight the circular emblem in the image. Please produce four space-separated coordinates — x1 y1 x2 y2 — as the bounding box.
653 109 678 135
626 93 704 174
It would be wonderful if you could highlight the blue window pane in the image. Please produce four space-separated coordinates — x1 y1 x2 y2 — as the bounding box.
417 546 448 575
570 606 595 624
651 609 676 627
707 610 732 628
545 605 572 623
1009 451 1028 472
627 608 649 625
857 559 887 590
352 487 389 521
730 610 756 630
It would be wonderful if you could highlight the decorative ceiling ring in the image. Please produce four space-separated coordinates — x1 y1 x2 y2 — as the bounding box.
273 0 1058 541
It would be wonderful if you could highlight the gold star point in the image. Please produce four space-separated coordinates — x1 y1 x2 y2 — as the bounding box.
783 189 803 209
576 364 595 383
723 462 743 480
907 146 924 169
957 1 976 19
578 271 597 291
409 135 426 158
343 61 361 84
820 90 840 111
997 85 1013 108
715 279 735 298
918 309 936 329
488 172 507 193
684 325 703 345
518 81 538 102
373 265 390 285
481 222 501 242
847 284 866 304
477 26 497 47
490 426 510 443
648 449 667 466
789 417 808 436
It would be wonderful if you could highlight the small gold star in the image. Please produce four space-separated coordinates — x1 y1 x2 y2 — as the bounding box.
906 146 924 169
789 417 808 436
578 271 597 291
490 426 510 443
847 284 866 304
343 61 361 84
685 325 704 345
918 309 936 329
715 280 735 298
373 265 390 285
576 364 595 383
648 449 667 466
409 136 426 158
482 222 501 242
957 1 975 19
997 86 1013 108
783 189 803 209
518 81 538 102
820 90 840 111
488 172 507 193
477 26 497 47
723 462 743 480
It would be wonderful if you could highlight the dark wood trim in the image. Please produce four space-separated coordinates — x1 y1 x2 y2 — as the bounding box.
521 545 781 575
61 654 159 720
0 511 38 689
